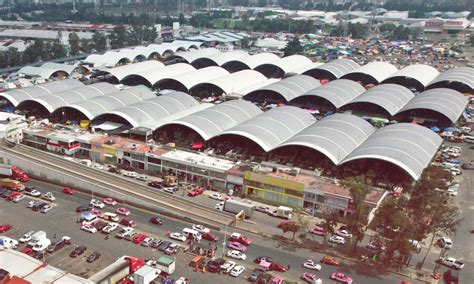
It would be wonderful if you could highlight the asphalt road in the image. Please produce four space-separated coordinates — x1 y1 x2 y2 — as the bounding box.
0 179 416 284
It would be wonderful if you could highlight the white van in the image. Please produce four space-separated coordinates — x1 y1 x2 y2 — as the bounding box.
464 136 474 144
182 228 202 241
0 237 19 249
102 212 120 222
28 231 47 247
33 238 51 252
79 159 92 167
441 162 457 169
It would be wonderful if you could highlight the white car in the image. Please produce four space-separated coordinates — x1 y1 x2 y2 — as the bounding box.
26 189 41 197
438 237 453 249
40 204 53 213
220 260 236 273
93 164 104 170
102 222 119 234
302 259 322 271
169 232 187 242
41 192 55 201
19 231 35 243
215 201 224 210
192 224 210 234
81 224 97 234
447 187 458 196
336 229 352 238
329 235 346 245
210 193 223 200
26 200 39 208
230 265 245 277
124 171 138 178
163 187 177 194
226 250 247 260
12 194 25 203
90 199 105 209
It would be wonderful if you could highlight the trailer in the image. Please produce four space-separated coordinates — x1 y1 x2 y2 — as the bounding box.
0 164 29 182
155 256 175 275
0 178 24 191
223 199 255 218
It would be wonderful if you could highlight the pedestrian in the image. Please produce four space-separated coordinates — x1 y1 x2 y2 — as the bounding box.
105 234 109 240
53 233 56 239
288 264 290 270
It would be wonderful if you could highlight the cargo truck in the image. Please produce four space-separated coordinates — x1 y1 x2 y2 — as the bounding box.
155 256 176 274
223 199 255 218
0 164 29 182
0 178 25 191
269 206 293 219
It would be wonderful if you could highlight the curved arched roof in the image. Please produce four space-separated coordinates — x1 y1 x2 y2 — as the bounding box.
121 63 196 86
221 52 280 71
345 84 415 116
97 61 165 82
244 75 321 103
190 69 269 95
18 66 69 79
155 66 229 92
220 106 316 152
165 100 262 140
104 91 199 128
303 59 360 79
254 55 313 76
118 49 146 61
191 50 249 68
290 79 365 108
67 86 155 120
276 113 375 164
41 62 79 75
0 79 84 106
382 64 439 90
170 48 221 64
396 88 468 123
24 82 118 113
342 62 398 84
85 51 132 66
285 62 325 77
341 123 443 180
427 67 474 93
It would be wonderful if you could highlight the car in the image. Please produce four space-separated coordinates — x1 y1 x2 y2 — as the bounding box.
12 194 25 203
269 262 287 272
209 192 223 200
230 265 245 277
0 224 13 233
228 241 247 252
116 207 130 216
192 224 210 234
124 171 138 178
444 269 459 283
150 239 163 248
255 205 270 213
149 217 163 225
6 191 20 201
124 232 138 241
87 251 101 263
254 256 275 264
19 231 35 243
366 240 386 251
206 259 225 273
27 200 39 208
93 220 108 231
331 272 353 283
163 187 177 194
201 232 219 242
309 226 324 236
76 204 92 212
32 202 48 212
302 259 321 271
119 217 136 228
147 181 163 189
215 201 224 210
165 243 180 255
102 222 119 234
141 237 154 247
248 269 265 282
41 192 55 201
461 162 474 170
62 187 76 195
229 232 251 245
136 175 148 181
256 273 273 284
335 229 352 238
188 187 204 196
438 237 453 249
90 199 105 209
81 224 97 234
320 255 340 266
115 227 134 239
47 236 71 253
32 250 46 260
220 260 236 273
40 204 53 213
103 197 117 206
91 208 105 218
25 189 41 197
20 247 33 255
447 187 458 196
133 233 148 244
227 250 247 260
158 240 172 251
329 235 346 245
302 273 322 284
70 245 87 258
169 232 187 242
93 163 104 170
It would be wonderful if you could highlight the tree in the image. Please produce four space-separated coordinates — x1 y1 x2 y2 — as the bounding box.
51 39 67 58
68 32 80 56
92 31 107 52
80 38 93 53
22 39 45 63
283 37 303 57
277 221 299 240
321 211 339 244
109 24 128 49
6 47 21 67
143 26 158 43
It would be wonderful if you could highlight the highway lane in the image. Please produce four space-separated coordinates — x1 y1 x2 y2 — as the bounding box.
15 179 415 284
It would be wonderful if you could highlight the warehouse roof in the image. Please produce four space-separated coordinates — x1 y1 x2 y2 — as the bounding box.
276 113 375 164
341 62 398 84
345 84 415 116
290 79 365 108
85 51 132 67
341 123 443 180
155 66 229 92
190 69 269 95
164 100 262 140
397 88 468 123
220 106 316 151
243 75 321 103
67 86 155 119
427 67 474 93
303 59 360 79
191 50 250 68
21 82 118 113
221 52 280 71
254 55 313 76
96 61 165 82
169 48 221 64
382 64 439 89
101 91 199 128
121 63 196 87
285 62 325 77
0 79 84 106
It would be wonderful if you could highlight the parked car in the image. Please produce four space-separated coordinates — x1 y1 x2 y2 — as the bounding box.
123 171 138 178
141 237 154 247
47 236 71 253
40 204 54 213
320 255 339 266
27 200 39 208
248 269 265 282
0 224 13 233
438 237 453 249
150 239 163 248
439 256 464 270
169 232 187 242
124 232 138 241
192 224 210 234
188 187 204 196
102 222 119 234
62 187 76 195
330 272 353 284
165 243 180 255
93 221 108 231
229 232 251 245
132 233 147 244
202 232 219 242
103 197 117 206
12 194 25 203
25 189 41 197
461 162 474 170
158 240 172 251
209 193 223 200
32 202 48 212
228 241 247 252
227 250 247 260
302 273 322 284
19 231 35 243
366 240 386 251
149 217 163 225
302 259 321 271
220 260 236 273
70 245 87 258
309 226 324 236
116 207 130 216
41 192 55 201
81 224 97 234
76 204 92 212
119 217 136 228
335 229 352 238
87 251 101 263
256 273 273 284
269 262 287 272
230 265 245 277
90 199 105 209
329 235 345 245
115 227 134 239
255 205 270 213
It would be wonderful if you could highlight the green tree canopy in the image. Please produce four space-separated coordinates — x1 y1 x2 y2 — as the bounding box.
92 31 107 52
283 37 303 56
68 32 80 56
109 24 128 49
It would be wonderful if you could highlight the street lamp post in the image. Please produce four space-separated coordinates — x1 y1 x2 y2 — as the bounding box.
222 223 228 258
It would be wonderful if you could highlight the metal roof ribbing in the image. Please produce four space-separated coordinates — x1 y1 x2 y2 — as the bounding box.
99 61 165 82
156 66 229 92
341 123 443 180
346 84 415 116
287 62 325 76
166 100 263 140
191 69 269 95
277 113 375 164
0 79 83 106
171 48 221 64
342 62 398 84
121 63 196 86
382 64 439 87
191 50 250 67
396 88 468 123
304 59 360 79
254 55 313 74
221 106 316 152
221 52 280 70
427 67 474 91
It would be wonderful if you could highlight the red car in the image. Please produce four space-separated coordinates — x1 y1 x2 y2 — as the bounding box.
188 187 204 197
20 248 33 255
0 224 13 233
63 187 76 195
133 234 147 244
229 232 251 245
202 232 219 242
120 217 136 228
6 191 20 201
269 262 288 272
